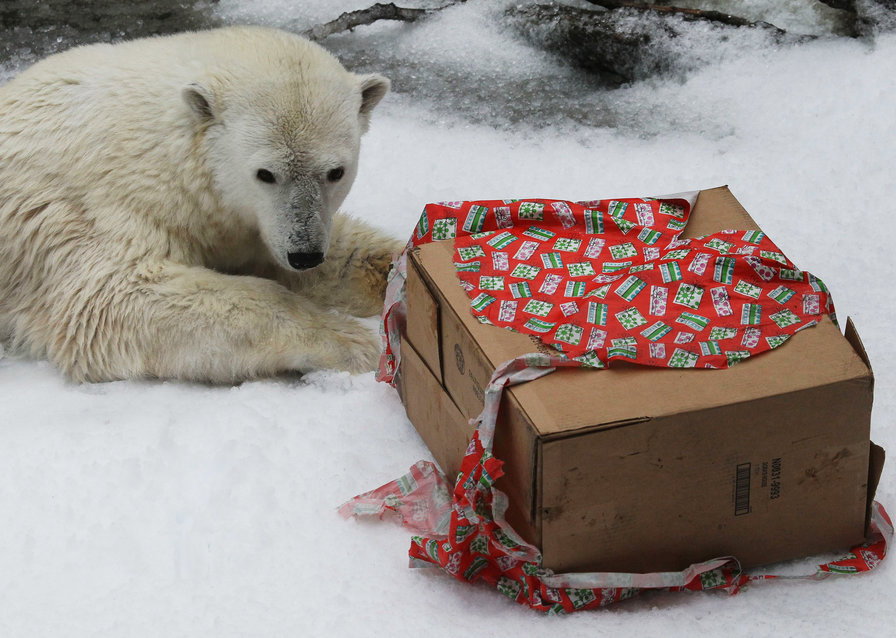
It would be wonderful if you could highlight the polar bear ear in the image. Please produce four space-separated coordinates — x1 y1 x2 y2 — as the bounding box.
358 74 390 131
182 83 217 124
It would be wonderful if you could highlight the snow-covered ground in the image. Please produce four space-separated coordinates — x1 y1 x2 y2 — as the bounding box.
1 1 894 635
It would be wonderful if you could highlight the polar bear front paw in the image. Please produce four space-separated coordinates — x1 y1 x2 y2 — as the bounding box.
315 319 382 374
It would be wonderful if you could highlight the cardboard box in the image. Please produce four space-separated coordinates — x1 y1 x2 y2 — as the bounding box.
397 186 883 574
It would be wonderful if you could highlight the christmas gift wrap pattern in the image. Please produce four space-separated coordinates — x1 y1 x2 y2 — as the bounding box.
364 192 888 613
348 352 892 613
411 196 834 370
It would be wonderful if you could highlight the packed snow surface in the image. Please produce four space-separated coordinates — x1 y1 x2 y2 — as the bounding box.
1 1 894 635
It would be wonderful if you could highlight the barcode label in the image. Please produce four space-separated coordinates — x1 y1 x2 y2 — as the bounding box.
734 462 751 516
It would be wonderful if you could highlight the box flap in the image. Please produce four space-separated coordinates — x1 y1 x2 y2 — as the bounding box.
682 185 760 237
416 186 873 437
866 442 886 536
845 316 873 372
406 250 443 382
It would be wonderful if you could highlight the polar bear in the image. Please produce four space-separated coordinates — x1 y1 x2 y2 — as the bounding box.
0 26 403 382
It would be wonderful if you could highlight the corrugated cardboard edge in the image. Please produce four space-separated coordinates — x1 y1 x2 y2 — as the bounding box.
845 317 873 373
407 245 544 545
867 443 886 537
846 316 887 537
681 185 760 237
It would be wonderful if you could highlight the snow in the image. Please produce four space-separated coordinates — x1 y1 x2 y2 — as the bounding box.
1 1 895 635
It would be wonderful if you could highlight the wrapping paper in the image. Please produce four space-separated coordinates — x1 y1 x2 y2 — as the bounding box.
353 192 889 612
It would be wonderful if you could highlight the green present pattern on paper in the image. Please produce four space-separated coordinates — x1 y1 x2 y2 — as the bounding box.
463 205 489 232
574 351 605 368
511 264 541 280
808 274 829 293
611 216 637 234
455 261 481 272
487 231 517 249
734 280 762 299
588 284 611 299
658 201 686 218
699 340 722 356
760 250 788 264
742 230 766 244
584 209 604 234
469 536 489 555
470 293 496 311
607 200 629 217
779 268 803 281
766 334 791 349
463 556 489 581
555 323 584 345
713 256 736 285
541 252 564 268
509 282 532 298
660 262 683 283
705 237 735 253
770 308 801 328
497 576 522 600
615 276 647 301
641 321 672 341
741 303 762 325
525 317 555 332
725 350 751 366
609 242 638 260
416 208 429 238
587 302 608 325
567 588 597 610
608 344 637 359
524 299 553 317
457 245 486 261
554 237 582 252
709 326 738 340
567 262 596 278
615 307 648 330
479 276 505 291
663 248 691 261
523 226 555 241
700 569 726 589
673 283 704 309
768 285 796 304
432 217 457 240
564 281 586 297
666 218 688 231
603 261 632 273
518 202 545 220
676 312 710 331
637 228 662 245
669 348 699 368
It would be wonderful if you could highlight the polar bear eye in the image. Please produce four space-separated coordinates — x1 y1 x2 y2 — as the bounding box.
327 167 345 183
256 169 276 184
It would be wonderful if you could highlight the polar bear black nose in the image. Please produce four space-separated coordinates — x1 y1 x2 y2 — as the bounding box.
287 251 324 270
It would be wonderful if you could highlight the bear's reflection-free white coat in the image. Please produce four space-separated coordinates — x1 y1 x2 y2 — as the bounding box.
0 26 402 382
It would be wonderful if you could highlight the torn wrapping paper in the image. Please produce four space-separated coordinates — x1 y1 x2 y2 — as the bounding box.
382 193 834 379
350 191 889 612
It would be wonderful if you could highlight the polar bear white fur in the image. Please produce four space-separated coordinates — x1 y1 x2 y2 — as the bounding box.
0 26 403 382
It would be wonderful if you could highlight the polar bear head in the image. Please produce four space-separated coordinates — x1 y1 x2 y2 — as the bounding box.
182 53 389 271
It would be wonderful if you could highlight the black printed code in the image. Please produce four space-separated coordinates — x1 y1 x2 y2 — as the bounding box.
734 462 751 516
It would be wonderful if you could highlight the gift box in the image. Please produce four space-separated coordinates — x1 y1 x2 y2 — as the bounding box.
397 186 884 574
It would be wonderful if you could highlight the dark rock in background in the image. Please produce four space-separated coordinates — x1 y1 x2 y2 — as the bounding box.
0 0 220 81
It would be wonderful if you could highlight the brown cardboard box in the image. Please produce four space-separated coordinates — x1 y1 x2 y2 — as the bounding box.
398 186 883 574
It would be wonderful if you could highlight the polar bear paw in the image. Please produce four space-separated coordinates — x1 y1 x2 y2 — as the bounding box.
316 319 382 374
